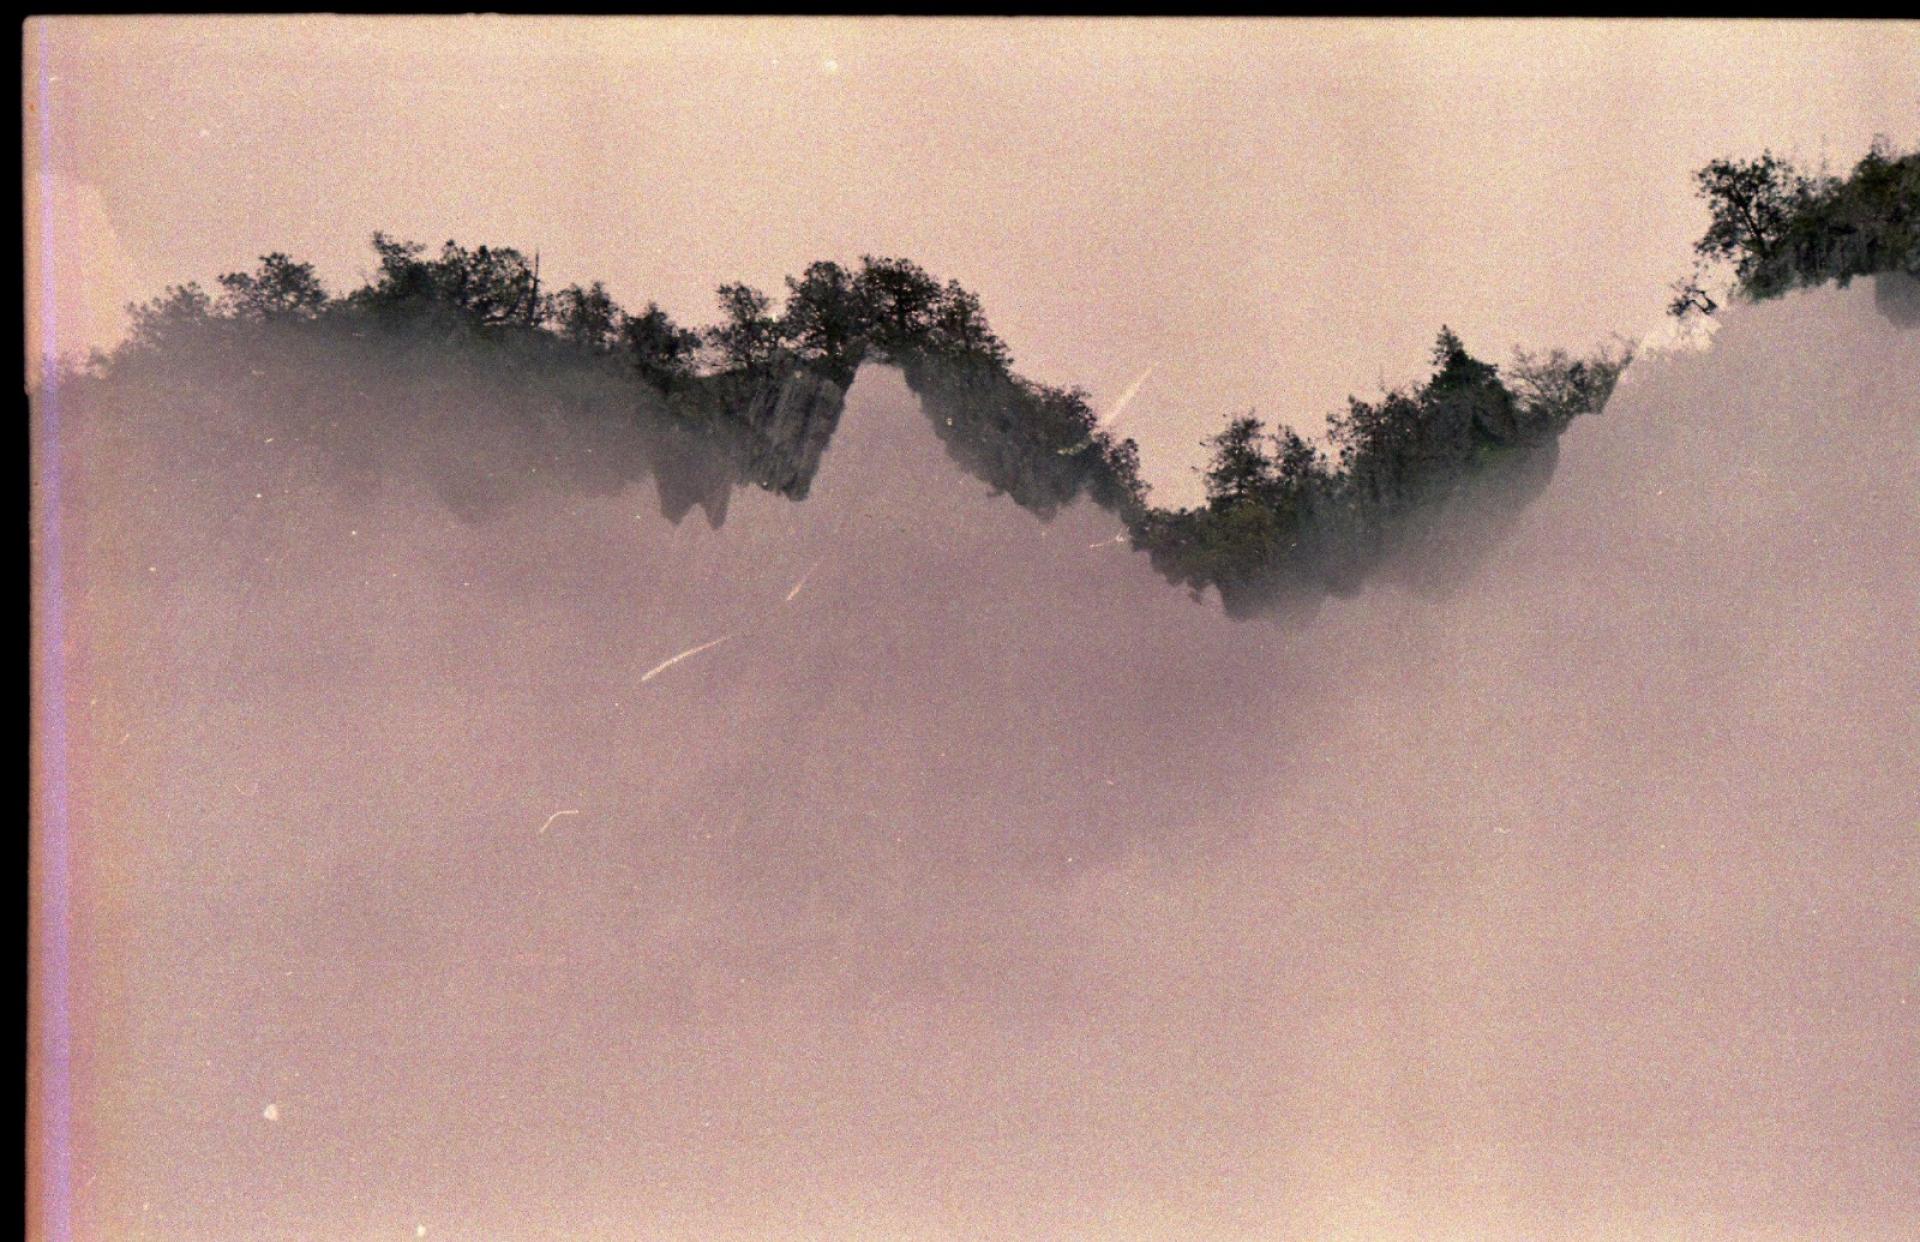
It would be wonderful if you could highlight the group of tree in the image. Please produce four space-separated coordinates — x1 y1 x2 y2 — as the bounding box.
115 235 1141 518
1132 328 1631 616
1670 136 1918 317
130 236 1012 387
99 137 1914 620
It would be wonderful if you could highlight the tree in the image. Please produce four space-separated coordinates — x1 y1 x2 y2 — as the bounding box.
1202 414 1277 510
430 241 540 326
549 281 623 353
347 234 538 326
1675 141 1918 308
781 260 869 385
622 302 703 392
216 253 328 320
925 280 1010 365
125 282 214 349
1272 426 1330 491
853 255 947 354
1779 138 1920 288
1690 151 1814 296
350 232 435 310
1426 324 1501 392
1509 340 1633 431
1089 432 1149 515
705 282 787 374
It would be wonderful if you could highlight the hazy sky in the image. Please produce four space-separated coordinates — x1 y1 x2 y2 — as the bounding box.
24 17 1919 498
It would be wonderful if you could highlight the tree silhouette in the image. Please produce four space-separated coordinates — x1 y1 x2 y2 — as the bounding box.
1202 414 1277 510
548 281 623 353
216 253 328 320
705 282 786 374
781 260 869 385
622 302 703 392
1692 152 1806 285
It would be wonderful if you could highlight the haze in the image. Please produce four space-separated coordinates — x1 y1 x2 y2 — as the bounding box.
37 277 1920 1239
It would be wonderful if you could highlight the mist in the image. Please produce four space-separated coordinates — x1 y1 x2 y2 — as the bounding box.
41 279 1920 1240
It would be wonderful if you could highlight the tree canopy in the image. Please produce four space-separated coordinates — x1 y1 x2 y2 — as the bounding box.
1676 138 1919 314
91 139 1914 620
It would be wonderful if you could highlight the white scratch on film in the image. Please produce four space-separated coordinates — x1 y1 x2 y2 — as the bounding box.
538 809 580 835
640 633 735 683
785 560 822 603
1100 364 1156 428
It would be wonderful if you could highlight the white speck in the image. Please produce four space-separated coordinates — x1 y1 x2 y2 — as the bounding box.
255 492 264 499
198 127 210 138
262 1103 279 1122
822 57 839 74
350 530 358 537
417 1227 428 1238
147 566 157 574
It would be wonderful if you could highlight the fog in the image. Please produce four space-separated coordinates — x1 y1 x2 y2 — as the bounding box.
41 280 1919 1239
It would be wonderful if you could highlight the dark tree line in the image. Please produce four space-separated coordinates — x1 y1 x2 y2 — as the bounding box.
1130 328 1631 617
1671 137 1919 317
98 139 1915 619
116 235 1140 519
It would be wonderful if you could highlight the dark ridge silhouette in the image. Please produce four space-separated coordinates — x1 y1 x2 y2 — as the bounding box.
85 255 1613 623
77 142 1916 620
1670 138 1920 318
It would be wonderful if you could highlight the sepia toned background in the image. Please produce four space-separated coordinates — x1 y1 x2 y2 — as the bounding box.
28 18 1920 1242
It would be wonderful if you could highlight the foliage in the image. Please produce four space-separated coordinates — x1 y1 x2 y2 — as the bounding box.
705 282 788 375
622 302 704 393
1677 139 1920 314
216 253 329 320
1132 327 1634 616
98 132 1912 623
124 282 216 350
83 234 1634 620
547 281 623 353
348 233 541 327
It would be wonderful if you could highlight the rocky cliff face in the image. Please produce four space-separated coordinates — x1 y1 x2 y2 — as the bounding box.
736 367 847 500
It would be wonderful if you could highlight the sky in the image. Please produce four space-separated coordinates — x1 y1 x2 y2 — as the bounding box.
24 16 1920 503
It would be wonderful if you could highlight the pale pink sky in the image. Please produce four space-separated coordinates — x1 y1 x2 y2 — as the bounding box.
26 16 1920 501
